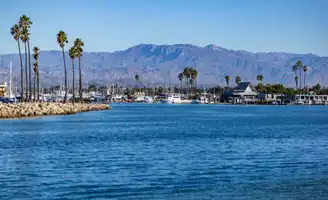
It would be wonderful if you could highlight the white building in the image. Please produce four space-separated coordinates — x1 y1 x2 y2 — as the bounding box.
232 82 258 104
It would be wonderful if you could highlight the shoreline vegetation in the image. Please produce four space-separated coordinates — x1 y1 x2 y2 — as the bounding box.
0 103 111 119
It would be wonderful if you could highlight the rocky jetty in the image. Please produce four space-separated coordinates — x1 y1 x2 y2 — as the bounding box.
0 103 111 119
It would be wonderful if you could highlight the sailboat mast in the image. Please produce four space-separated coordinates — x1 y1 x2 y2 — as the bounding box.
9 61 12 98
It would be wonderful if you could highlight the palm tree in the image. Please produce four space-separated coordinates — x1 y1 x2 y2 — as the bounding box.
57 31 68 103
33 62 37 101
74 38 84 103
256 75 261 85
235 76 241 85
256 75 263 85
10 24 24 101
135 74 140 85
69 46 77 104
191 68 198 93
303 65 308 89
19 15 32 101
295 60 303 90
20 27 29 101
225 75 230 87
183 67 191 94
292 64 298 89
178 73 183 94
33 47 40 101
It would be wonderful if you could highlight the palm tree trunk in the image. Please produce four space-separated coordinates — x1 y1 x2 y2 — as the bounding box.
33 73 36 102
180 80 182 95
295 78 298 89
62 47 68 103
304 72 306 90
78 56 83 103
299 69 302 90
72 58 75 104
17 41 24 102
37 72 40 102
28 41 32 101
24 42 28 102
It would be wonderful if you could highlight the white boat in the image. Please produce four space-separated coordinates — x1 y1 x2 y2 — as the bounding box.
161 94 191 104
144 96 153 103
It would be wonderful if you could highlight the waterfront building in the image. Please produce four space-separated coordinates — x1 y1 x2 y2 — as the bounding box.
295 94 328 105
257 93 283 103
222 82 258 104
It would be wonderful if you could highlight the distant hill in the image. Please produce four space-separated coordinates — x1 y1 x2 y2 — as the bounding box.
0 44 327 87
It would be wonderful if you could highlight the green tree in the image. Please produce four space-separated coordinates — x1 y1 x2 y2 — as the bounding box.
303 65 308 89
235 76 241 85
295 60 303 90
57 30 68 103
11 24 24 101
74 38 84 103
135 74 140 85
256 74 263 85
69 46 77 104
20 26 29 101
32 47 40 101
19 15 32 101
225 75 230 87
183 67 191 94
190 68 198 94
292 64 298 89
178 73 183 94
313 83 321 93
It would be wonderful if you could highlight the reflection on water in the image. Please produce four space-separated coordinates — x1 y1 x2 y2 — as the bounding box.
1 104 328 199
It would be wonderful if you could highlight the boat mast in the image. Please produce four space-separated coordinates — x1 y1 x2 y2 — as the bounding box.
9 61 12 98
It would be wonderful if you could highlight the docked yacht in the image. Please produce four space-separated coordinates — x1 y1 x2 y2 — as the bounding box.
160 94 191 104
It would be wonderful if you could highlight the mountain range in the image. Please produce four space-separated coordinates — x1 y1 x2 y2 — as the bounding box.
0 44 327 87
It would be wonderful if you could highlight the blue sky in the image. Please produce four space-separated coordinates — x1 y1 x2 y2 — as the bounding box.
0 0 327 55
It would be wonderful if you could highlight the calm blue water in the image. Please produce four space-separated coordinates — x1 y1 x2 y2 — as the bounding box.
1 104 328 200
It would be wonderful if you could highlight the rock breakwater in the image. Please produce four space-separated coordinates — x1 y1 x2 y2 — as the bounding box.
0 103 111 119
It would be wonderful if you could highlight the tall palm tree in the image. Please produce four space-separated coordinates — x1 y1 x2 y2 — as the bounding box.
178 73 183 94
135 73 140 92
235 76 241 85
69 46 77 104
295 60 303 90
19 15 32 101
74 38 84 103
292 64 298 89
20 27 29 101
183 67 191 94
33 62 37 101
191 68 198 93
225 75 230 87
303 65 308 89
33 47 40 101
10 24 24 101
135 74 140 85
57 30 68 103
295 76 299 89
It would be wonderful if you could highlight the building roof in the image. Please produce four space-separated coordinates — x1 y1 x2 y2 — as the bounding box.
235 82 251 91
